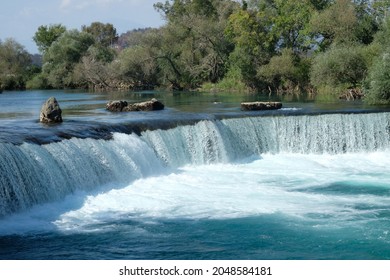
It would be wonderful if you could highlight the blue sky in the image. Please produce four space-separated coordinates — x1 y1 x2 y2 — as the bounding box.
0 0 165 54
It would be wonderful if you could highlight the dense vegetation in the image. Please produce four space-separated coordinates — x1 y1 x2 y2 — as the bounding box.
1 0 390 103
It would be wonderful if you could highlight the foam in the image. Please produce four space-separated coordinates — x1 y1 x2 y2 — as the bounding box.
48 152 390 233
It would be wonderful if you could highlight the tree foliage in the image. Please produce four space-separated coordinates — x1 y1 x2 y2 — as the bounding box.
364 16 390 103
364 51 390 104
81 22 118 47
42 30 95 88
153 0 238 89
33 24 67 54
3 0 390 103
0 39 32 90
310 44 368 92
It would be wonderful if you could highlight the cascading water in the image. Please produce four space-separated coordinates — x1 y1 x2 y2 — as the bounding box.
1 112 390 218
0 134 164 216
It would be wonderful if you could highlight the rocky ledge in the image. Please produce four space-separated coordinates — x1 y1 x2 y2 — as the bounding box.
106 98 165 112
241 101 282 111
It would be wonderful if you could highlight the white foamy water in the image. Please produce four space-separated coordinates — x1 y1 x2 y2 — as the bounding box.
54 152 390 230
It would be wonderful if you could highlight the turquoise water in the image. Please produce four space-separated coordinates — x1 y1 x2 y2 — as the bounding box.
0 90 390 260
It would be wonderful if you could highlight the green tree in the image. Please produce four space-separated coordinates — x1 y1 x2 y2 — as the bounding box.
310 44 367 96
33 24 67 53
272 0 316 52
258 48 311 94
363 16 390 104
0 38 32 90
353 0 379 45
310 0 379 48
42 30 95 88
111 45 158 89
153 0 238 89
224 2 276 89
364 50 390 104
310 0 358 48
225 0 318 90
72 45 117 89
81 22 118 47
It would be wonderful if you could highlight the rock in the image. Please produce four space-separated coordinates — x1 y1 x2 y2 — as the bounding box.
106 98 165 112
124 98 165 111
241 101 282 111
40 97 63 123
106 100 128 112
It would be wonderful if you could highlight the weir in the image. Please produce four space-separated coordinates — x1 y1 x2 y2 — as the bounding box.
1 112 390 217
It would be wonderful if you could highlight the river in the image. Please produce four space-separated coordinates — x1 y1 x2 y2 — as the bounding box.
0 90 390 259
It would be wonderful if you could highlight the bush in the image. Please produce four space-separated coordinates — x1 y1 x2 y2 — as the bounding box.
200 66 251 93
310 44 367 95
314 84 349 102
364 51 390 104
258 49 311 94
26 73 50 89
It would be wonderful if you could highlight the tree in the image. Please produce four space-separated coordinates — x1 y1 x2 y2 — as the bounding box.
0 38 32 90
364 50 390 104
153 0 238 89
272 0 316 53
224 2 276 89
363 16 390 104
111 45 158 89
42 30 95 88
258 48 311 94
310 0 358 48
224 0 318 90
33 24 67 53
308 0 379 49
353 0 379 45
81 22 118 47
310 44 367 94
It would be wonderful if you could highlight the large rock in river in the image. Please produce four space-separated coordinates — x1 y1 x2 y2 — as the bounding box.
40 97 63 123
124 98 164 111
241 101 282 111
106 98 164 112
106 100 128 112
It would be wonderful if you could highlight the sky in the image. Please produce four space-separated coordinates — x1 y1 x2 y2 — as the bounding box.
0 0 165 54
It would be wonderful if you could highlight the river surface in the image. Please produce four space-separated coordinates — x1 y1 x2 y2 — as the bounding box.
1 90 390 260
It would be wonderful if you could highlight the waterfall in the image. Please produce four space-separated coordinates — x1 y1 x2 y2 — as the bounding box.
220 113 390 155
143 113 390 165
1 112 390 216
0 134 164 216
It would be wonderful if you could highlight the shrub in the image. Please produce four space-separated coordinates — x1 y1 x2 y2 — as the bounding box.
364 51 390 104
310 44 367 96
310 45 369 100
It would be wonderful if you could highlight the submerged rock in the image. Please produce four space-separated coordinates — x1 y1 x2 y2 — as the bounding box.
241 101 282 111
106 98 165 112
40 97 63 123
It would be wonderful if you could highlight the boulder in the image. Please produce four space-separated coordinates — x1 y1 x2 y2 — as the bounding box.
106 98 165 112
40 97 63 123
124 98 165 111
106 100 128 112
241 101 282 111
